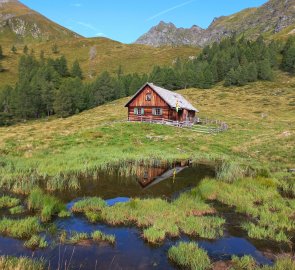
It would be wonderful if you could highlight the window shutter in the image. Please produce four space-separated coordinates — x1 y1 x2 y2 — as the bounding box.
134 108 138 115
160 108 163 115
152 108 155 115
142 108 145 115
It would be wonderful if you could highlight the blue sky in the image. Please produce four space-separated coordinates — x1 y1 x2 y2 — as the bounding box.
21 0 268 43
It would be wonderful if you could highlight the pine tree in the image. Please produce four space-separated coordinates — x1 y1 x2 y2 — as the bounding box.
54 56 69 77
224 68 237 87
52 44 59 54
23 45 29 54
236 65 248 86
11 45 17 54
202 66 214 89
258 59 273 81
40 50 45 61
282 47 295 74
246 62 258 82
71 60 83 79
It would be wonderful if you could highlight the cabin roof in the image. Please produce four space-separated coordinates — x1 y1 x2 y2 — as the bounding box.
125 83 199 112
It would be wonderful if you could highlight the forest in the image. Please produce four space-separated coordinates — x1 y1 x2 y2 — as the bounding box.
0 36 294 124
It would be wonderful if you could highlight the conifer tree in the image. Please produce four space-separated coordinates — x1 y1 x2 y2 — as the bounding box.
71 60 83 79
258 59 273 81
11 45 17 54
23 45 29 54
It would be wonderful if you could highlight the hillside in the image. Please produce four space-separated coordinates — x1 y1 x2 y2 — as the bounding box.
0 0 81 44
0 37 200 87
0 72 294 182
135 0 295 47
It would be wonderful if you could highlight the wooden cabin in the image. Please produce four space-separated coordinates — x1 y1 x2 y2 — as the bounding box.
125 83 199 122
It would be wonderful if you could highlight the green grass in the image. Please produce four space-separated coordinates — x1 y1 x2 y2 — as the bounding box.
0 217 43 239
168 242 211 270
66 230 116 245
9 205 25 214
24 235 48 249
68 232 89 245
198 177 295 243
0 196 20 209
72 191 225 243
0 256 46 270
91 230 116 245
28 188 66 222
0 73 294 193
71 197 107 213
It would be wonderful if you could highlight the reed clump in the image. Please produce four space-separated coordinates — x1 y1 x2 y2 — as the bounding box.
0 196 20 209
168 242 211 270
28 188 66 222
0 256 46 270
0 217 43 239
24 235 48 249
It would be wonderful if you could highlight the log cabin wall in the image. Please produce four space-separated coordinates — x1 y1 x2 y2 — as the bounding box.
128 85 170 121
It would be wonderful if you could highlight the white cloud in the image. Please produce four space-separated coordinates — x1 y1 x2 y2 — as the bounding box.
147 0 195 21
77 21 97 31
72 3 82 7
96 33 105 37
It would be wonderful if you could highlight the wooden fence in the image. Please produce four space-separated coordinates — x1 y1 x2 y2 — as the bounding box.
128 116 228 134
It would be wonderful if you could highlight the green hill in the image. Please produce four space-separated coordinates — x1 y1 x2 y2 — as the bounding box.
0 72 294 184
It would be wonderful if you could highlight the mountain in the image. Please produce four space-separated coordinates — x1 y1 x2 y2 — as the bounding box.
0 0 81 44
135 0 295 47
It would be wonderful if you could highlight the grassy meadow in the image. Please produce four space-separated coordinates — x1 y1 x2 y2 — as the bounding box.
0 71 294 191
0 37 200 87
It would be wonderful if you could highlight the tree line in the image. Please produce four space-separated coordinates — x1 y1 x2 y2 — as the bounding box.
0 36 294 125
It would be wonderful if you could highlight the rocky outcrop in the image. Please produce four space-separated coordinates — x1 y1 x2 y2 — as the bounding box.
0 0 81 42
134 0 295 47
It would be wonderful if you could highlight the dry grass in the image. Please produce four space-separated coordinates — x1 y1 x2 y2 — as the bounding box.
0 38 200 87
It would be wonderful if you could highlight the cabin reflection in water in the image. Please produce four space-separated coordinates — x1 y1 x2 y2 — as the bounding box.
137 165 187 188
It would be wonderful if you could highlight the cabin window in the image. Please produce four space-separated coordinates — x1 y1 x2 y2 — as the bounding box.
152 108 163 116
134 108 144 115
146 93 152 101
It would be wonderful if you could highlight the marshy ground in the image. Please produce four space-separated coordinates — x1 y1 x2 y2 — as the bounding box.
0 73 294 269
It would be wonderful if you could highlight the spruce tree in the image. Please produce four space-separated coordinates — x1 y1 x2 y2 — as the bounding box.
52 44 59 54
247 62 258 82
71 60 83 79
282 41 295 74
202 66 214 89
11 45 17 54
23 45 29 54
258 59 273 81
224 68 237 87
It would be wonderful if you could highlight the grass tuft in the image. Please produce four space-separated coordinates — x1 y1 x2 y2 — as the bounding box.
168 242 211 270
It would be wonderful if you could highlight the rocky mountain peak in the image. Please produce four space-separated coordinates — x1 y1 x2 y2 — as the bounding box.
134 0 295 47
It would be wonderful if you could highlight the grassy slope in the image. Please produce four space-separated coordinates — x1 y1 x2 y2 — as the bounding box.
0 38 200 87
0 72 294 179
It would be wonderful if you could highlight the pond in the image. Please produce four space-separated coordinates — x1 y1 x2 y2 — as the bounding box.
0 164 291 269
